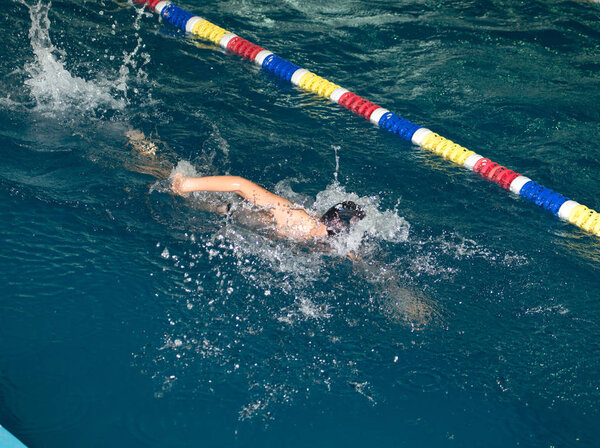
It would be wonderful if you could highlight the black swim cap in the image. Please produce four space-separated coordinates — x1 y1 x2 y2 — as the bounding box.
320 201 366 236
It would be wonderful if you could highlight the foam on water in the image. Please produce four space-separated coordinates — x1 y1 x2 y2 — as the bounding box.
171 160 199 179
314 181 411 255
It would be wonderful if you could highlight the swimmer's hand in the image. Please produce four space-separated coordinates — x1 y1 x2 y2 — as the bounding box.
171 173 188 196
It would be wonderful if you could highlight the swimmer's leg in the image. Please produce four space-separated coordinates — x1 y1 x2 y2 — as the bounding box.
126 130 232 215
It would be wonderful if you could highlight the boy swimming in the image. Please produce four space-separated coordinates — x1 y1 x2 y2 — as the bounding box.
171 173 365 240
128 130 365 241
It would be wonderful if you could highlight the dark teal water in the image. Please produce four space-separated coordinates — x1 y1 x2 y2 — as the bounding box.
1 0 600 446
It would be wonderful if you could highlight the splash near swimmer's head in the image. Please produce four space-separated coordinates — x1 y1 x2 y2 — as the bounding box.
320 201 366 236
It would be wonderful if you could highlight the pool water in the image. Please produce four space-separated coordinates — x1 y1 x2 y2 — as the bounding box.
1 0 599 446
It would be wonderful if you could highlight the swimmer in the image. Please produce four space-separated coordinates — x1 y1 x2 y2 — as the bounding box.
127 130 436 328
171 173 365 240
127 130 365 241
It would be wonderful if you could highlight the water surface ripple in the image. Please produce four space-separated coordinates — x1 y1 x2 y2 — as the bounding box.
0 0 599 447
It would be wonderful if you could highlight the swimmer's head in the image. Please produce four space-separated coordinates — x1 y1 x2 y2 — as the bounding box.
320 201 366 236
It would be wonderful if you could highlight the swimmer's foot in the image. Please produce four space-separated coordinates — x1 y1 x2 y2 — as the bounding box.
126 129 158 157
125 129 173 179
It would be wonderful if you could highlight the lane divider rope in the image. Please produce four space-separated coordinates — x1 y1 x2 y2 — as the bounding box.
133 0 600 237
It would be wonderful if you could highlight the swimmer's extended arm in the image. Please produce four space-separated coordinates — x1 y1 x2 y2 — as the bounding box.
172 173 328 238
172 174 294 209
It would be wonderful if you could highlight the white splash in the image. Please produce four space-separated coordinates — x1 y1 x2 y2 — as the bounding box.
20 0 126 113
171 160 200 178
313 181 410 255
114 6 152 98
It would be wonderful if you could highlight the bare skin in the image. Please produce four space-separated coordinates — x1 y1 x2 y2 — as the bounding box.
172 173 329 240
